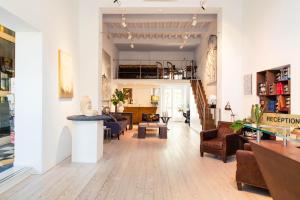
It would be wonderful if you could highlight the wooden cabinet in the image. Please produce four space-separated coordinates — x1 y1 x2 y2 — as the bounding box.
124 106 157 124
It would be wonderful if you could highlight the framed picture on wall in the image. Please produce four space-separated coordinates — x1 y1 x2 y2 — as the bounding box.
58 50 73 98
123 88 132 101
244 74 252 95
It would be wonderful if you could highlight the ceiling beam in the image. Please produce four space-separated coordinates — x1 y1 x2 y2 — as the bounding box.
103 14 217 23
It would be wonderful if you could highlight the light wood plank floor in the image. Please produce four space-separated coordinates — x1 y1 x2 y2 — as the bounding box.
1 123 271 200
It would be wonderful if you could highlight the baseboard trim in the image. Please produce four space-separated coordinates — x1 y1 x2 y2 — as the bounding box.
0 167 32 194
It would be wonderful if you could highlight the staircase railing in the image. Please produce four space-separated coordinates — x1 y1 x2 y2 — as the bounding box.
191 80 216 130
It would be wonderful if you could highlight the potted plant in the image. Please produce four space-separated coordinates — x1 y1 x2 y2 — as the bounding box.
230 104 264 133
111 89 127 113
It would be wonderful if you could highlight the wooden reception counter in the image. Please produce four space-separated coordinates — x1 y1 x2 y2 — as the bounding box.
250 140 300 200
124 106 157 124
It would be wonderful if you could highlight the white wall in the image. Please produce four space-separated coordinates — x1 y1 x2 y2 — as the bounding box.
0 0 80 173
242 0 300 117
102 24 119 80
195 21 217 98
102 24 119 103
117 85 154 107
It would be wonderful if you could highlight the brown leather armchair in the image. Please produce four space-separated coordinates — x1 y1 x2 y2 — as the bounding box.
236 143 268 190
200 121 240 163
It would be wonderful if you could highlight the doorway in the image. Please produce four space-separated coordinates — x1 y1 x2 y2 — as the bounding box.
161 86 189 122
0 24 15 173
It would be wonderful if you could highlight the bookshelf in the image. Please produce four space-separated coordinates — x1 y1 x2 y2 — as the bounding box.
257 65 291 114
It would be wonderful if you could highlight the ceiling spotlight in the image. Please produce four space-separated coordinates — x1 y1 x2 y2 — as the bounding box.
200 0 206 10
192 15 197 26
121 14 127 28
183 33 189 40
179 45 184 49
130 42 134 49
127 32 132 40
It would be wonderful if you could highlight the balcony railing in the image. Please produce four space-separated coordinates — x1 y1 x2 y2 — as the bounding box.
114 59 197 80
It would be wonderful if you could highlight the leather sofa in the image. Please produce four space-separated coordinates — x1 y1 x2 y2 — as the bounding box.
200 121 240 163
236 143 268 190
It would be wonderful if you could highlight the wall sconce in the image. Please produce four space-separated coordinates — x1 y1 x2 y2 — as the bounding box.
151 95 159 106
224 102 235 121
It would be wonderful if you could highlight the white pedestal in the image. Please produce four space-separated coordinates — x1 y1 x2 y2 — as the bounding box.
71 121 104 163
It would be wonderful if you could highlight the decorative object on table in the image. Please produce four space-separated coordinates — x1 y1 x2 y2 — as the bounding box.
162 111 168 117
224 102 235 121
58 50 73 98
183 110 190 124
102 106 110 115
243 74 252 95
142 114 160 122
230 120 246 133
80 96 98 116
208 95 217 108
111 89 127 113
253 104 263 126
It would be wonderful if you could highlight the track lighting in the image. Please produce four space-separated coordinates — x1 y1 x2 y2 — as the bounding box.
183 33 189 40
130 42 134 49
121 14 127 28
192 15 197 26
128 32 132 40
200 0 206 10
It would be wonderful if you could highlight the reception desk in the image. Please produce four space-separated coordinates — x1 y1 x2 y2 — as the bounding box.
250 140 300 200
124 106 157 124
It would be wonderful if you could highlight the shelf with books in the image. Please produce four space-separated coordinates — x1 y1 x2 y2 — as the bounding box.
257 65 291 114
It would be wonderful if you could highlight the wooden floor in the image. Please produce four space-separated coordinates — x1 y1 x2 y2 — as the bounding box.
1 123 271 200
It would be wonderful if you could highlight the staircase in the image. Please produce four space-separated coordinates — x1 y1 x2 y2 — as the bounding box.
191 80 216 130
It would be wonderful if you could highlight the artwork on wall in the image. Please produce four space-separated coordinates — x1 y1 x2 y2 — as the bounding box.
58 50 73 98
102 50 112 101
244 74 252 95
206 35 217 85
123 88 133 103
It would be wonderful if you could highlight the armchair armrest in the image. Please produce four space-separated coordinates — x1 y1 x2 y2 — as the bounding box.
200 129 218 141
224 133 240 154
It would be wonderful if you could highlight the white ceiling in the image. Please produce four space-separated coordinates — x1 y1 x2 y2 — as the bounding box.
103 14 217 51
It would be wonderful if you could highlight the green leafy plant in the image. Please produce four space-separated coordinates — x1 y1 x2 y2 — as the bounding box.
254 104 264 126
230 104 264 133
230 120 246 133
111 89 127 112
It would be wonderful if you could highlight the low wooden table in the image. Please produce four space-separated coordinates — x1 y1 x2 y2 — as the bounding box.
138 123 167 139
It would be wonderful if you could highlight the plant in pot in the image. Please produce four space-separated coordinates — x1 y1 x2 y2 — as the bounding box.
111 89 127 113
230 104 264 133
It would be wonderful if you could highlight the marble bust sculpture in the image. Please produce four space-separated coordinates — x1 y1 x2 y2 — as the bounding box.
80 96 98 116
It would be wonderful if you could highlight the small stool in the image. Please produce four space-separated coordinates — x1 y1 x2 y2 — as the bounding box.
104 128 112 141
138 126 146 139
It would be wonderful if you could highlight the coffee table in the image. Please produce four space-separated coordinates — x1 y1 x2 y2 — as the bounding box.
138 123 167 139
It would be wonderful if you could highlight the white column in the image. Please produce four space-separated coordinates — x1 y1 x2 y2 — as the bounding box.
71 121 104 163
